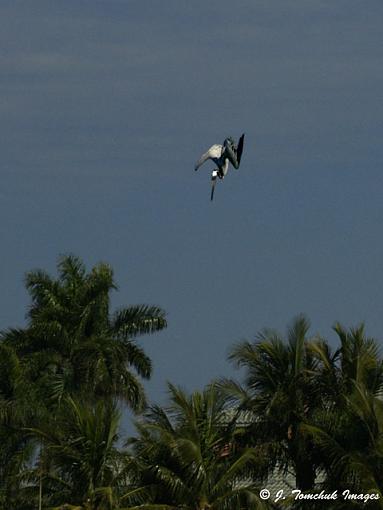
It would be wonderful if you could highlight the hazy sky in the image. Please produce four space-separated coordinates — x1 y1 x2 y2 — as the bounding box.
1 1 383 426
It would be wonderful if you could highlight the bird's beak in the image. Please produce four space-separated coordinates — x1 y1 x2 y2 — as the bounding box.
211 176 217 201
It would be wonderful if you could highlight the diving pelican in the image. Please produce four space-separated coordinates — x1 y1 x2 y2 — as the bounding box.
194 133 245 201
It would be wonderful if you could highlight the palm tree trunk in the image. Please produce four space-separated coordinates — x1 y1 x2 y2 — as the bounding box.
38 468 42 510
38 441 44 510
295 458 316 491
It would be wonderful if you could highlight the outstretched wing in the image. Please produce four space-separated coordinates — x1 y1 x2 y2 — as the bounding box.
236 133 245 166
194 144 223 171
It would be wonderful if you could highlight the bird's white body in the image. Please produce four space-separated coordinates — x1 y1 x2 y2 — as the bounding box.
194 144 229 177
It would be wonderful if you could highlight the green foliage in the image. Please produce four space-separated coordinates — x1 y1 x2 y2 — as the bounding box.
223 316 383 507
26 397 127 509
2 254 167 411
125 383 271 510
302 325 383 506
0 255 167 509
222 316 320 490
1 256 382 508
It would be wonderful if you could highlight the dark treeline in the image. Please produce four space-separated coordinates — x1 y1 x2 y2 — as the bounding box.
0 256 382 509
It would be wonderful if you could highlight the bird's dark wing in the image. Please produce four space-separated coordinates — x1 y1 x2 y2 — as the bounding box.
224 134 245 169
224 143 238 169
236 133 245 166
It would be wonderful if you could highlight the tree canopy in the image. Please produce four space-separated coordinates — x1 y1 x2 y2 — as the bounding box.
1 258 382 509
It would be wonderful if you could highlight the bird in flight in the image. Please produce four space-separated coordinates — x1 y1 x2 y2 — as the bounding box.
195 133 245 201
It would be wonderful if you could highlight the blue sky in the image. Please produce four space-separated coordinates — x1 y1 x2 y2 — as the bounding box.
1 1 383 425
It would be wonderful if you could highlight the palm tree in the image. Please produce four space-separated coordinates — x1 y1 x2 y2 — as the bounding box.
0 255 167 507
301 383 383 509
25 397 129 510
124 383 271 510
2 254 167 411
303 324 383 504
222 315 321 491
0 343 38 509
310 323 383 404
